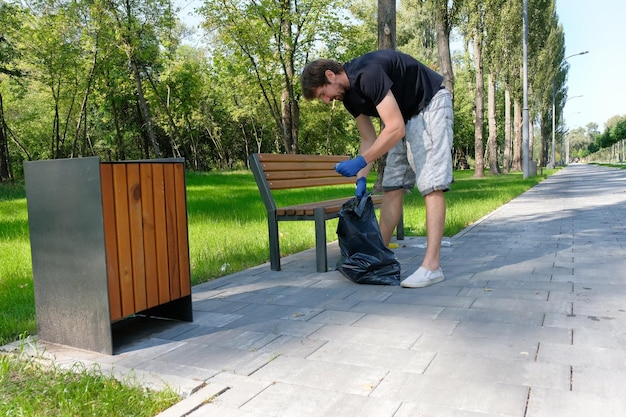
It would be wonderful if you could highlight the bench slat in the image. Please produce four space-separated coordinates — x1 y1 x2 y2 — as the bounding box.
258 154 348 163
268 177 353 190
260 161 344 172
275 195 384 217
264 169 344 181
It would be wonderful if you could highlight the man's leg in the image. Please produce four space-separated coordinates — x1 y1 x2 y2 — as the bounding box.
381 139 414 246
400 88 452 288
400 190 446 288
422 190 446 271
379 188 404 246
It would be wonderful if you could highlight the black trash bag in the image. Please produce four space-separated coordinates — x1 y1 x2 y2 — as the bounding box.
336 194 401 285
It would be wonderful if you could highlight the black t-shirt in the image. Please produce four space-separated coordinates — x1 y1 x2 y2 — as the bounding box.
342 50 444 122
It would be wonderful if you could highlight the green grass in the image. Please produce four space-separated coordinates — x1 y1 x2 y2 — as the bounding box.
0 166 555 416
0 182 35 347
0 348 179 417
592 162 626 170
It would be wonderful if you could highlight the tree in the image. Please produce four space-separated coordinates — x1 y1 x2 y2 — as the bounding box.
452 64 478 168
461 0 487 177
0 1 25 181
19 2 86 159
527 0 562 167
433 0 457 101
104 0 177 158
566 126 588 159
378 0 395 50
396 0 437 65
495 0 523 172
200 0 349 155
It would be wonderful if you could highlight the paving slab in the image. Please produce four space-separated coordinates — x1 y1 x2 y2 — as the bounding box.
3 163 626 416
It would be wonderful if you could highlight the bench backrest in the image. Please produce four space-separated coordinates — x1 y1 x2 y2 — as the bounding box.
249 153 352 211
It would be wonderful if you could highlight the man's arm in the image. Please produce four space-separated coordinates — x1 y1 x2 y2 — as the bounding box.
334 90 406 179
354 115 377 179
360 90 405 164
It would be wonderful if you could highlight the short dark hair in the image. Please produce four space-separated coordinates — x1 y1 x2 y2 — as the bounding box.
300 59 344 100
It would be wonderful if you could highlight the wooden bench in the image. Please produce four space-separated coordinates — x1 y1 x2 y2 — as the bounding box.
249 153 404 273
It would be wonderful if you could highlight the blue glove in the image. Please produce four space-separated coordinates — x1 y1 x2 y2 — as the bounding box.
355 177 367 198
335 155 367 177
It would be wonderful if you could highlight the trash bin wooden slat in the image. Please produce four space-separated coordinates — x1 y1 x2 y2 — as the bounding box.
164 164 181 300
100 164 122 321
174 163 191 297
140 164 159 310
152 164 171 305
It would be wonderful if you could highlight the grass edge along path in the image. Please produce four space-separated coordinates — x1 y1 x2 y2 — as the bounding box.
0 343 180 417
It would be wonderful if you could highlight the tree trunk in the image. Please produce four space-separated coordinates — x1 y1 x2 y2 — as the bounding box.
71 48 98 158
130 57 161 158
529 118 535 163
0 93 10 182
53 102 61 159
372 0 396 193
378 0 396 49
280 2 299 154
146 73 186 159
487 73 500 174
281 89 298 154
106 70 126 161
472 27 485 178
373 0 397 192
434 0 454 101
512 99 522 171
503 83 512 172
539 117 544 167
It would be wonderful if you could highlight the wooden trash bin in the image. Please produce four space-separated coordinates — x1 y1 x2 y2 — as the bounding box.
24 157 193 354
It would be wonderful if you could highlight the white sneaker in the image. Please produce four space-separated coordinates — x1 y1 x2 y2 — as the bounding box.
401 266 444 288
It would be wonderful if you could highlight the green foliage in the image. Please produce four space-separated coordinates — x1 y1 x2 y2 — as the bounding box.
198 0 358 154
0 0 616 180
451 65 476 152
0 2 23 77
396 0 438 65
594 114 626 150
297 99 360 156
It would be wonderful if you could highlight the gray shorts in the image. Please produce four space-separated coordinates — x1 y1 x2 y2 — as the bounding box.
382 88 453 196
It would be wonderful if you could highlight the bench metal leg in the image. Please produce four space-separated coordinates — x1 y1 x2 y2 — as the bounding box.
267 211 281 271
314 208 328 273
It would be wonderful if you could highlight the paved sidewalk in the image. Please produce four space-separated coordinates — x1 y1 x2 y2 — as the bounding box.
5 163 626 416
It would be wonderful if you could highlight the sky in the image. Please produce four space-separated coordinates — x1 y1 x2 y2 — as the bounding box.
175 0 204 47
555 0 626 131
174 0 626 132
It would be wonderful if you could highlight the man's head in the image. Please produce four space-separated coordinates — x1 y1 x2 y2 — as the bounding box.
300 59 348 103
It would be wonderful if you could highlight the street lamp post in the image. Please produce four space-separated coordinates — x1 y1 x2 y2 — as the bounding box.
550 51 588 168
